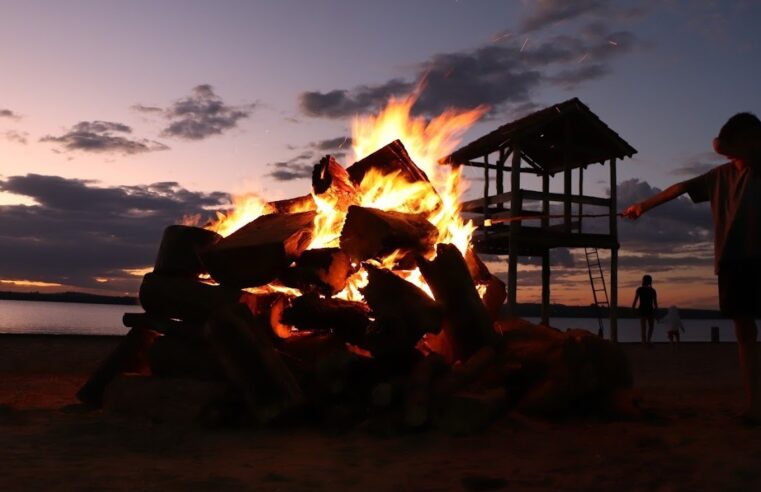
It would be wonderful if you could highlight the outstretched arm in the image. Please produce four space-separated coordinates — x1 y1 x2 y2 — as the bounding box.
623 181 690 219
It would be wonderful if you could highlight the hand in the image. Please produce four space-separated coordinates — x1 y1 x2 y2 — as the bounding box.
622 203 644 220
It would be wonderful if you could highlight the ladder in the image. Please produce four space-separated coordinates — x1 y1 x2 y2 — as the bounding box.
584 248 609 338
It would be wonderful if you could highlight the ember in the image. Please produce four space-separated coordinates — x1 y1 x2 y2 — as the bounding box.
77 96 635 431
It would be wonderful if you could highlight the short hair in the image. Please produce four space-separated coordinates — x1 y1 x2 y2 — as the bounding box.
642 274 652 286
716 112 761 152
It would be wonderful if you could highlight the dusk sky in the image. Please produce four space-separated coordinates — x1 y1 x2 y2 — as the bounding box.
1 0 760 309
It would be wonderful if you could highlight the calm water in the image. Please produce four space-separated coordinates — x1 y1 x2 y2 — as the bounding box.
0 299 743 342
0 299 141 335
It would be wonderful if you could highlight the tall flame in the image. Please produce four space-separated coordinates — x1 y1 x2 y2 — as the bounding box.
203 93 487 302
351 94 487 254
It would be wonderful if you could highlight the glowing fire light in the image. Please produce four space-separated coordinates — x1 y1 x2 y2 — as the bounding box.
204 92 487 302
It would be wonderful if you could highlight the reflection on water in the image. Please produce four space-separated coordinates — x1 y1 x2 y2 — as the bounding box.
0 299 743 342
0 299 141 335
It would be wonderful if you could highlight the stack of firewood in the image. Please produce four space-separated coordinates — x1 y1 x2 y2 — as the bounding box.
77 140 635 432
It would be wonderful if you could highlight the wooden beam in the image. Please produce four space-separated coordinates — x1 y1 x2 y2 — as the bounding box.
519 190 611 208
578 167 584 233
461 192 513 212
541 172 550 230
496 148 504 210
457 161 543 174
609 157 619 342
507 144 521 316
564 117 572 232
483 153 490 221
541 250 550 326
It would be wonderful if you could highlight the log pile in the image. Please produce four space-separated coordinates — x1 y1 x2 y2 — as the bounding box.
78 140 636 431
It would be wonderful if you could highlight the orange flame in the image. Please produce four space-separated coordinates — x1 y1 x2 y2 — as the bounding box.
207 193 275 237
204 93 486 302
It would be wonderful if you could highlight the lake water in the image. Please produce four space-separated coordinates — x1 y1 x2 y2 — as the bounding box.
0 299 743 342
0 300 142 336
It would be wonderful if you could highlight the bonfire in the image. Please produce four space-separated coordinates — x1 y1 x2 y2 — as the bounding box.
76 95 635 431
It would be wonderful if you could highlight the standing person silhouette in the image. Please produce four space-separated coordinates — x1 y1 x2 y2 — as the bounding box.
632 275 658 346
624 112 761 424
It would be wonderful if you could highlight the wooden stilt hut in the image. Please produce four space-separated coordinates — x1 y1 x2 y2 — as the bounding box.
442 98 637 341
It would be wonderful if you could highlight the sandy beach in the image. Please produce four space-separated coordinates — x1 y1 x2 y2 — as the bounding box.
1 334 759 492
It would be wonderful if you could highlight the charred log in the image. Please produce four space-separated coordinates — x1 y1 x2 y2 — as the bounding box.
205 304 304 423
76 326 160 407
346 139 432 186
280 248 353 296
148 335 223 381
203 211 316 288
417 244 498 360
340 206 437 262
361 264 443 336
280 293 371 343
139 272 244 323
268 194 316 213
153 225 221 277
312 155 357 205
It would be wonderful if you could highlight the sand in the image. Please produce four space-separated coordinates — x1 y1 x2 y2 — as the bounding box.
1 334 760 492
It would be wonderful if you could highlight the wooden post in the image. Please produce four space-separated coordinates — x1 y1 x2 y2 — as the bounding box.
609 158 618 342
541 171 550 325
507 145 521 316
563 118 572 232
541 250 550 325
483 153 490 215
578 167 584 233
496 148 505 210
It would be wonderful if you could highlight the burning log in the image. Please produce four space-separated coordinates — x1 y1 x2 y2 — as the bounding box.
464 248 506 320
280 293 371 343
205 304 305 423
203 211 316 288
280 248 353 296
153 225 221 277
346 139 431 186
361 264 443 336
268 194 316 213
312 155 357 205
76 326 160 407
417 244 498 360
481 275 507 321
139 272 244 323
340 206 438 262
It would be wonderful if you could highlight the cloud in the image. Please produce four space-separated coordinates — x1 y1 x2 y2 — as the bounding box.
519 0 609 33
141 85 254 140
0 108 21 120
131 104 163 114
670 152 725 176
0 174 229 292
300 79 414 119
310 136 352 151
3 130 28 145
299 24 642 119
40 121 169 155
614 178 712 251
266 150 317 181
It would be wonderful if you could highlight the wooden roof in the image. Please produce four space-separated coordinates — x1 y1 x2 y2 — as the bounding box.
443 98 637 173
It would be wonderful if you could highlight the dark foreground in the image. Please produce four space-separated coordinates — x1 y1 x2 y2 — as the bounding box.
0 335 759 491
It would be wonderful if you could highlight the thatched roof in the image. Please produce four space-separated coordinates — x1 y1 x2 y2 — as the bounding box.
443 98 636 173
